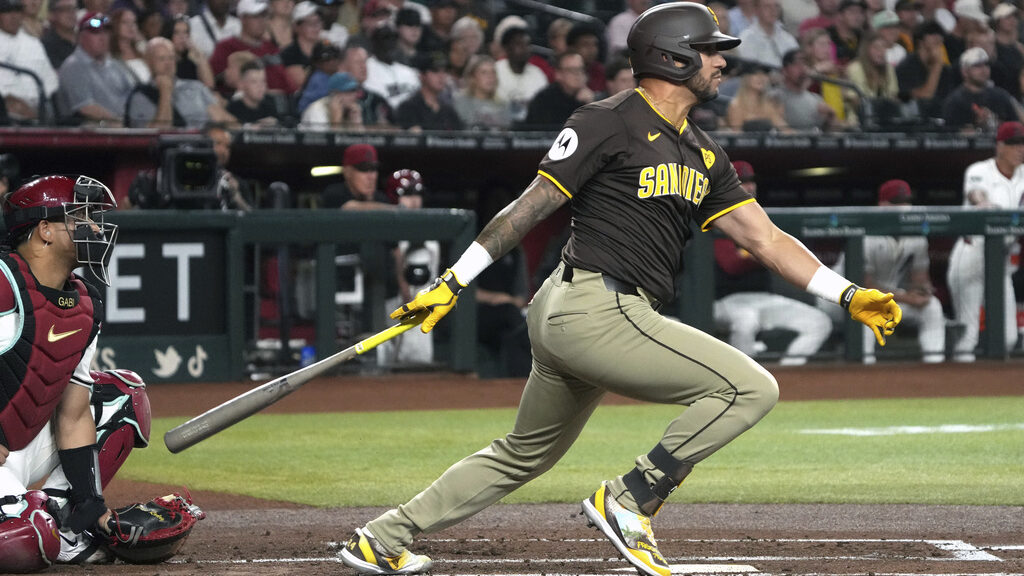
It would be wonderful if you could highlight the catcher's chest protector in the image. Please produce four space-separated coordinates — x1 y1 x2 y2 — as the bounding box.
0 252 101 450
0 490 60 573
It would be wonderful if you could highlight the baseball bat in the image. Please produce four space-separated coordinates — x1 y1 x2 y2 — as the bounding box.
163 311 429 453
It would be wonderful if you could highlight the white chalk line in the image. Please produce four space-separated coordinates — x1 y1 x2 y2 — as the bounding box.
799 423 1024 436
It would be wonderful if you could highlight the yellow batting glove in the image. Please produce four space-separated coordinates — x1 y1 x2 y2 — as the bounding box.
842 285 904 346
389 269 466 333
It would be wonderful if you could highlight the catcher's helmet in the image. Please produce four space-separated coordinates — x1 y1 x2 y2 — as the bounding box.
627 2 740 83
385 168 424 204
2 175 119 285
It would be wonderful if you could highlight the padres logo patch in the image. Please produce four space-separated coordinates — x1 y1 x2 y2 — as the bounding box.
701 148 716 169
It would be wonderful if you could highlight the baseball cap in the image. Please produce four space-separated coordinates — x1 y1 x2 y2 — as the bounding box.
871 9 900 28
953 0 989 22
878 179 913 204
732 161 756 182
311 40 342 63
0 0 24 13
343 143 379 171
395 7 421 27
78 11 111 31
959 46 989 68
996 121 1024 143
292 1 318 23
327 71 359 92
991 2 1017 20
839 0 867 11
894 0 921 11
236 0 268 16
414 51 448 73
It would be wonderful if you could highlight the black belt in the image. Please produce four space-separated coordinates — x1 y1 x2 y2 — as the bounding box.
561 264 661 310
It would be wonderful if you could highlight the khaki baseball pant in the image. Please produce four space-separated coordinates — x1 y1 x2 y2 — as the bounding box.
366 262 779 554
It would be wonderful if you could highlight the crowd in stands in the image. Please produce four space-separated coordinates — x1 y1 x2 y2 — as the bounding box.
3 0 1024 131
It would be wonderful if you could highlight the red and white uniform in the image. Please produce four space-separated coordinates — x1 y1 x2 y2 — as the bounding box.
0 252 99 503
946 158 1024 361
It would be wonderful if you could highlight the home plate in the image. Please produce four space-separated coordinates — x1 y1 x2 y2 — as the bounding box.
613 565 759 573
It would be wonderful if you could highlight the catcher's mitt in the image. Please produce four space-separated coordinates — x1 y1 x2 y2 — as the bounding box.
104 490 205 564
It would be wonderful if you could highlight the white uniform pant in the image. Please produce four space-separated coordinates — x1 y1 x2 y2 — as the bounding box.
713 292 833 365
860 295 946 362
0 422 70 516
947 238 1018 360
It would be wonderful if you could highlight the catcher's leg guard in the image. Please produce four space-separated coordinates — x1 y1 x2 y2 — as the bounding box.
90 369 152 488
622 443 694 517
0 491 60 573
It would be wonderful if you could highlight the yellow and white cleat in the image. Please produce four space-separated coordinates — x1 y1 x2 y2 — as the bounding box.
581 482 670 576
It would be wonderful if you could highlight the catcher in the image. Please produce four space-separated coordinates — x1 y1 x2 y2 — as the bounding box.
0 175 204 572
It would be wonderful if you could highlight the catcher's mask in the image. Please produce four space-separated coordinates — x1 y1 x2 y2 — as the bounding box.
3 175 119 285
627 1 740 83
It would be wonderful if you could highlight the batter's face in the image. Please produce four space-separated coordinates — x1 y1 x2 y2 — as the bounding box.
683 48 726 103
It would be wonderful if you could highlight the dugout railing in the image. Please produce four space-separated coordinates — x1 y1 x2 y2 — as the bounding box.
87 206 1018 382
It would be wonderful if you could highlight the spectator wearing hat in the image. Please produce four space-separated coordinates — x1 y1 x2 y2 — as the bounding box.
869 9 907 67
606 0 651 56
947 120 1024 361
210 0 297 93
296 38 341 113
452 54 511 130
189 0 240 58
396 51 462 130
945 0 989 66
267 0 294 48
893 0 921 53
316 0 348 50
348 0 391 49
495 24 548 124
417 0 457 55
738 0 800 68
491 14 554 80
520 51 593 131
0 0 58 122
991 3 1024 99
827 0 867 65
323 143 413 210
896 21 957 120
300 70 363 129
714 161 833 366
280 1 322 89
364 24 420 109
56 12 136 124
394 7 422 66
226 59 287 126
942 46 1023 131
770 48 838 129
338 42 392 126
41 0 77 69
126 36 235 127
826 179 946 364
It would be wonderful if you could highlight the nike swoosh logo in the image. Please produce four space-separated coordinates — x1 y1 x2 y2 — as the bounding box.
59 533 77 546
48 325 82 343
648 131 661 142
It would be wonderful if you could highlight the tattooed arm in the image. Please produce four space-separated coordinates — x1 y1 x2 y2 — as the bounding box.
476 175 570 261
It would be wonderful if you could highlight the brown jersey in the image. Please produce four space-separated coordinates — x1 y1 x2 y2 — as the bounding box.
537 88 753 304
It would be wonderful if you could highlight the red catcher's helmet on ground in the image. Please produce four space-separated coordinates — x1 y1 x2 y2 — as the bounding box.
385 169 424 204
627 2 740 83
2 175 118 285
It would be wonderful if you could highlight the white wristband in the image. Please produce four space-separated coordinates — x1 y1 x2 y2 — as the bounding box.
806 265 855 306
449 242 494 286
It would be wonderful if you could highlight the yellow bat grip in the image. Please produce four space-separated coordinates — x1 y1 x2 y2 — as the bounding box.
355 311 429 354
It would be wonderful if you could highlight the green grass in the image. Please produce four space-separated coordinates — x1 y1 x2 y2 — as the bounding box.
124 396 1024 507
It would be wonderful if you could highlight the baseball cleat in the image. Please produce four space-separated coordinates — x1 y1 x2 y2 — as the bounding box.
581 482 670 576
339 527 433 574
56 529 112 564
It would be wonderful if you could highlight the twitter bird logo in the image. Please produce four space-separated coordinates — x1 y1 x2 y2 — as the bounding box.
153 346 182 378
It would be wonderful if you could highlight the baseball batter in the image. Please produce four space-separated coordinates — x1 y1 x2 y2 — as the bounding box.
339 4 902 576
947 121 1024 362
